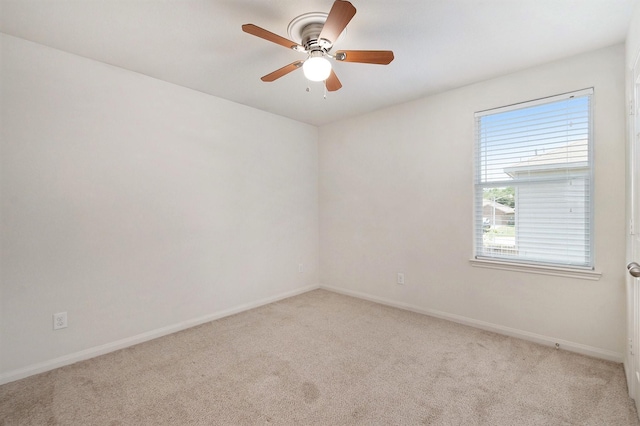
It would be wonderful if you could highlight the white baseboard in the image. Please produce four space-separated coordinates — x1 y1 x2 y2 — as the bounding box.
321 284 623 363
0 284 320 386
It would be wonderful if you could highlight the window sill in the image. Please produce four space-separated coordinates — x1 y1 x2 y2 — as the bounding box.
469 258 602 281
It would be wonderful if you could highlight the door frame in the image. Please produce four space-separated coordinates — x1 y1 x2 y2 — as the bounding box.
626 49 640 407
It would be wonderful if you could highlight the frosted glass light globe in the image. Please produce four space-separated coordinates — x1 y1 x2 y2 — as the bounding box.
303 56 332 82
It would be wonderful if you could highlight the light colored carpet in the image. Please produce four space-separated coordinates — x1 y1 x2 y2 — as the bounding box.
1 289 638 425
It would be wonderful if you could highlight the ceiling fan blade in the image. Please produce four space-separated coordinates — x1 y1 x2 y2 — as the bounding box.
260 61 303 82
335 50 394 64
325 69 342 92
242 24 302 50
319 1 356 45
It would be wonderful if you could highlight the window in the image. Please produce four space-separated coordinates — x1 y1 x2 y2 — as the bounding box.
474 89 593 270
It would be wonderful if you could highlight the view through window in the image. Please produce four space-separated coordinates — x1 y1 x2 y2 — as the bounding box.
474 89 593 269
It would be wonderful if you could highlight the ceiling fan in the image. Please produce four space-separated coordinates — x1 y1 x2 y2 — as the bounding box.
242 0 394 92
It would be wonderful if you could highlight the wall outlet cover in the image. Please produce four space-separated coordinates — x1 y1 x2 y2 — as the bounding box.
53 312 67 330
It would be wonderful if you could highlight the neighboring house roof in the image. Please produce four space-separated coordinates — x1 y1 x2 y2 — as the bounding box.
482 199 514 214
504 139 588 177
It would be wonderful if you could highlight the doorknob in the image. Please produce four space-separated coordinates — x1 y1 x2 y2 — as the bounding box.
628 262 640 278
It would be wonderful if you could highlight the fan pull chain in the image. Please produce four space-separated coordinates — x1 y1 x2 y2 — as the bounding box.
304 84 329 99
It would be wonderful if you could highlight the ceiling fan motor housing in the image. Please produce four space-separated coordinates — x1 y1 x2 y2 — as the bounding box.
300 22 331 53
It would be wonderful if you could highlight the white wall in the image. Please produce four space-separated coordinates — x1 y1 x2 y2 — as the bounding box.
319 45 627 358
0 30 630 384
0 34 319 382
627 1 640 69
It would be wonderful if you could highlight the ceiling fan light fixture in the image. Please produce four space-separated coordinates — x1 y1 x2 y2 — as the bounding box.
303 56 332 82
242 0 393 90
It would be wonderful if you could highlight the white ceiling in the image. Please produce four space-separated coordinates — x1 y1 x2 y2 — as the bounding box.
1 0 637 126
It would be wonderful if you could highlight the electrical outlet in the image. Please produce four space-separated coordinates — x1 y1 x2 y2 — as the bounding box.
53 312 67 330
397 272 405 285
298 263 303 273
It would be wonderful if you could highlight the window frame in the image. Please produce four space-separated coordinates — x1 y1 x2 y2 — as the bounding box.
471 89 599 279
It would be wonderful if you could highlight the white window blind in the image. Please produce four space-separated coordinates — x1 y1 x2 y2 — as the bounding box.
474 89 593 269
